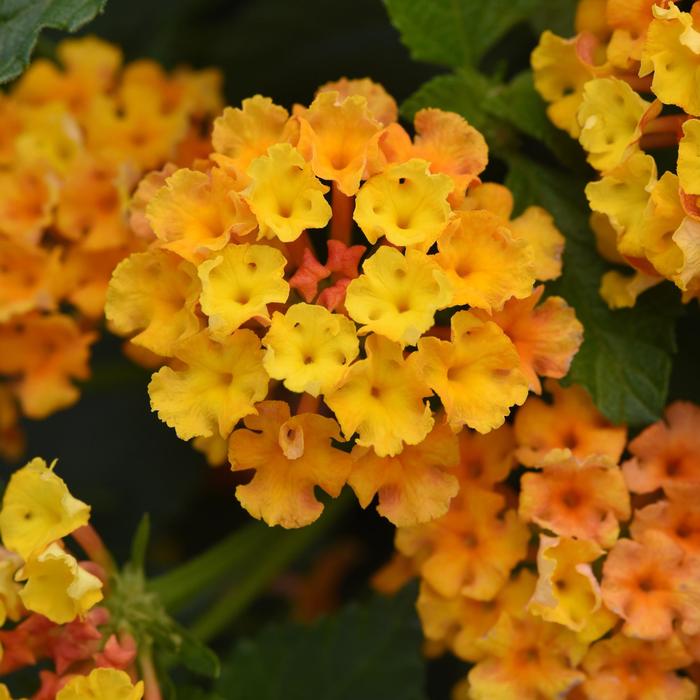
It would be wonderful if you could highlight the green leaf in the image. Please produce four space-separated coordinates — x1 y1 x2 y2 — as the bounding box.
481 71 585 170
506 156 680 426
528 0 577 37
151 619 221 679
217 584 426 700
383 0 542 68
0 0 108 84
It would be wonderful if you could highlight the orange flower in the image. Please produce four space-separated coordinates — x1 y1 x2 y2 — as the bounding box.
0 240 60 322
514 380 627 467
212 95 298 176
453 424 516 489
417 569 536 662
581 633 696 700
412 310 528 433
467 611 586 700
316 78 397 126
296 91 381 196
623 401 700 494
601 530 700 640
348 423 459 526
0 165 58 246
396 486 529 600
146 166 256 262
630 484 700 558
54 155 132 250
0 313 96 418
228 401 351 527
472 286 583 394
519 452 630 548
0 385 24 462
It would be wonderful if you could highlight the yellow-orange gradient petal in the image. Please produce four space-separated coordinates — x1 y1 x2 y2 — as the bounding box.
348 422 459 526
472 286 583 394
413 311 528 433
228 401 351 528
519 452 630 549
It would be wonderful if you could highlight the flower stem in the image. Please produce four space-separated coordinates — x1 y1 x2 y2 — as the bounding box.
190 492 352 643
72 524 117 577
148 523 275 611
330 183 354 245
139 644 162 700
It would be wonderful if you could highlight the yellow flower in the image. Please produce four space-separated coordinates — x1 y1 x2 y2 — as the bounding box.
641 4 700 116
353 159 452 248
528 535 617 642
198 243 289 339
18 543 103 624
212 95 297 175
325 333 433 457
435 211 535 312
243 143 332 242
349 423 459 526
0 458 90 561
149 330 268 440
600 270 662 309
531 31 595 138
0 555 23 626
505 205 564 282
586 151 657 259
262 303 358 396
412 311 528 433
577 77 654 173
296 91 381 196
229 401 352 528
105 249 201 356
344 247 453 346
678 119 700 196
0 685 11 700
57 668 144 700
146 166 256 262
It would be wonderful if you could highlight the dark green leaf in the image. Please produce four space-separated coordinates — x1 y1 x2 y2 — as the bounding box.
506 156 680 426
217 584 426 700
528 0 577 37
383 0 542 68
482 71 585 170
0 0 108 84
150 619 221 679
176 688 224 700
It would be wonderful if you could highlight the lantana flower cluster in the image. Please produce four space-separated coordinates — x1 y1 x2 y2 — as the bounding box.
376 383 700 700
0 37 223 460
532 0 700 308
0 458 144 699
105 78 584 529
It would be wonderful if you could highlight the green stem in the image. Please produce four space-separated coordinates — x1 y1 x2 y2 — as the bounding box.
149 522 276 610
190 493 351 643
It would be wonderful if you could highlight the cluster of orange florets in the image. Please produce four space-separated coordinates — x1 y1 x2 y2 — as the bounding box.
104 77 584 529
375 384 700 700
533 0 700 308
0 37 223 460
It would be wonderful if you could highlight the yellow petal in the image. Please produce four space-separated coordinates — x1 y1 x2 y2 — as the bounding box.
149 330 268 440
198 243 289 339
353 159 452 247
345 246 453 346
0 458 90 561
263 303 359 396
325 333 433 457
